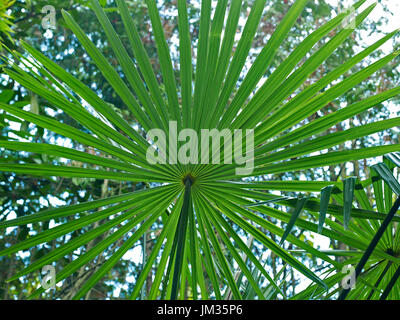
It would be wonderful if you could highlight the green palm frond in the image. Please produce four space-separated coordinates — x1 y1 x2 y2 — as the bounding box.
1 0 400 300
0 0 15 45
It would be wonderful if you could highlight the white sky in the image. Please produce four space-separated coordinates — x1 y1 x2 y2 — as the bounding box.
328 0 400 50
285 0 400 294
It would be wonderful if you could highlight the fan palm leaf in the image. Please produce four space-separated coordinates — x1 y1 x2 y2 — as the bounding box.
1 0 400 299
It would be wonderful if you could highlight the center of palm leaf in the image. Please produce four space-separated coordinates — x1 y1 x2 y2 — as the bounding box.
183 174 195 187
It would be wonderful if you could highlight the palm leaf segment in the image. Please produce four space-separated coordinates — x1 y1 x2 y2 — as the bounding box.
293 155 400 300
1 0 400 299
